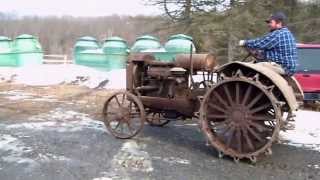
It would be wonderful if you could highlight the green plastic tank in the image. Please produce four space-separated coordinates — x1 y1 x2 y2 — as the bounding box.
165 34 196 53
162 34 196 62
14 34 43 66
0 36 16 66
131 35 162 53
75 49 108 70
14 34 42 52
102 36 129 69
102 36 128 54
74 36 100 53
0 36 12 52
74 36 101 67
141 48 175 62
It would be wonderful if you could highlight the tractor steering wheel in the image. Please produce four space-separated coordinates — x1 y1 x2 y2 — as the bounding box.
241 47 265 63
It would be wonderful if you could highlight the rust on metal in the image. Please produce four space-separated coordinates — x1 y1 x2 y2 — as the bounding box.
175 53 218 71
103 51 302 163
216 61 301 111
140 96 196 117
147 67 172 78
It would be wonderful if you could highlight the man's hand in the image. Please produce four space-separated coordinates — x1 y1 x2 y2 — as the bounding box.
239 40 246 46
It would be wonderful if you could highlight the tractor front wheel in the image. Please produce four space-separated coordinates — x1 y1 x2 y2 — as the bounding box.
103 91 145 139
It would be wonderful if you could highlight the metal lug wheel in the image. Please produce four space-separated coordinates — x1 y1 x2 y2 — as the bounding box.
146 111 170 127
200 76 281 162
103 91 145 139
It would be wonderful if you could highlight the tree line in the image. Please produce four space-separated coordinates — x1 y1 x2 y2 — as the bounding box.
0 14 170 57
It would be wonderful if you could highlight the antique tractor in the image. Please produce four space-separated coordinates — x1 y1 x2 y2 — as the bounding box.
102 50 303 162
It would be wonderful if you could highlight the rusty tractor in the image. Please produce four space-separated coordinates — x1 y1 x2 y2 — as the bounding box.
102 49 303 163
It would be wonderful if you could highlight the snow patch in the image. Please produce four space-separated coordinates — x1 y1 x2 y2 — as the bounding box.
0 90 57 101
307 164 320 169
92 172 127 180
97 141 152 180
112 140 153 173
0 134 36 166
0 64 126 89
280 110 320 152
174 123 198 127
104 69 126 90
38 153 71 162
4 108 105 132
163 157 190 165
92 178 113 180
152 156 190 165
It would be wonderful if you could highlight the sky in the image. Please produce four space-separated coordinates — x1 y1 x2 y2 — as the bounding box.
0 0 162 17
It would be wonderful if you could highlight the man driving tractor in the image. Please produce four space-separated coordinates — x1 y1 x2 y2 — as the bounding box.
239 11 298 76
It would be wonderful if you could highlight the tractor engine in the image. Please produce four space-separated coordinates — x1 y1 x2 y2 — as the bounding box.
126 53 217 117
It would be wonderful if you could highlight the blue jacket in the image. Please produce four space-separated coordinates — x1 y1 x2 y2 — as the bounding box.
245 27 297 75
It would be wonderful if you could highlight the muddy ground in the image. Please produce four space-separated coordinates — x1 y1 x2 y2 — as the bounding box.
0 82 319 180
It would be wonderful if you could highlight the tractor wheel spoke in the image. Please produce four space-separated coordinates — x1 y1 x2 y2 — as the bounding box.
242 84 252 105
248 121 269 132
247 92 263 108
208 103 228 114
247 125 263 142
242 127 255 151
122 94 126 105
207 114 228 119
213 91 230 109
250 103 271 114
248 115 274 121
223 85 233 106
115 96 122 107
226 127 236 147
236 82 240 104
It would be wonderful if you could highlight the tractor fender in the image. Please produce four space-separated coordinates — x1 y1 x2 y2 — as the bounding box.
215 61 299 111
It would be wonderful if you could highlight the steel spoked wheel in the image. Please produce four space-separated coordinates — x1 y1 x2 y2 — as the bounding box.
200 77 281 162
146 112 170 127
103 91 145 139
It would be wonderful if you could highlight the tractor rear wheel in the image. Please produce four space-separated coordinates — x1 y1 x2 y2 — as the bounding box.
200 76 281 162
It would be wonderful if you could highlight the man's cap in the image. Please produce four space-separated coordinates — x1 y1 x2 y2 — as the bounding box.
265 12 287 23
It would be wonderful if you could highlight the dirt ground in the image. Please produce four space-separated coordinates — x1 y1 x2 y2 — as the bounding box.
0 82 114 120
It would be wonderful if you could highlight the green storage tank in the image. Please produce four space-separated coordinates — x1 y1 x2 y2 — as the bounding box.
14 34 43 66
0 36 12 51
165 34 196 53
141 48 175 62
76 49 109 70
102 36 128 54
131 35 162 53
103 36 129 69
74 36 102 68
75 49 107 66
0 36 16 66
74 36 100 53
162 34 196 62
